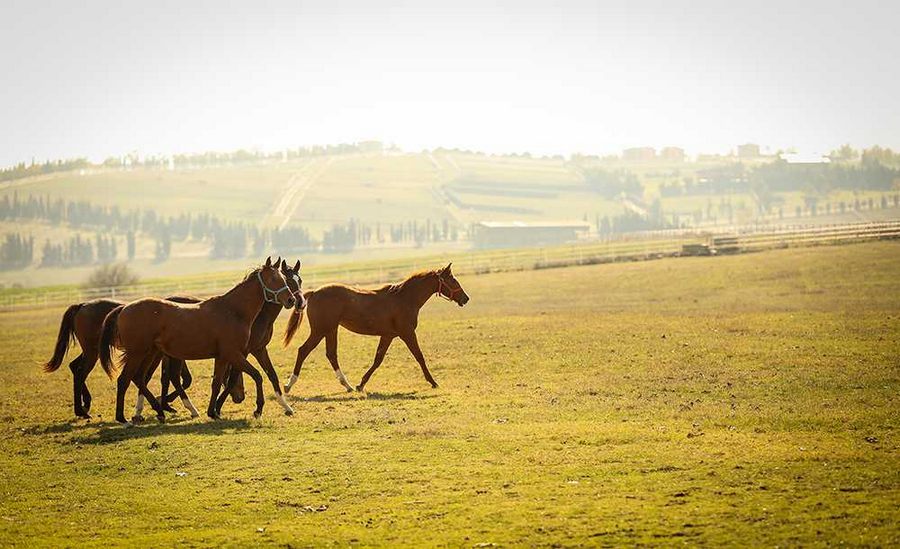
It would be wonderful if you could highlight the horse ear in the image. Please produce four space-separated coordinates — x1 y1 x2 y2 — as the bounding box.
445 262 453 273
265 256 272 268
275 256 282 269
294 259 301 272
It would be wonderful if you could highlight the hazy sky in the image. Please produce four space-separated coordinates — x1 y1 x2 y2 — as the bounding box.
1 0 897 166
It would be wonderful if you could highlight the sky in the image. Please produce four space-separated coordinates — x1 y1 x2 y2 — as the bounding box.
1 0 898 167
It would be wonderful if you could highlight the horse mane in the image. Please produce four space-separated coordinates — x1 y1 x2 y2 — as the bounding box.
222 266 261 297
386 269 437 294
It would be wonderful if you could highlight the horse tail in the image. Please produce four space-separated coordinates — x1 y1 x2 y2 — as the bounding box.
44 303 82 373
283 307 305 347
99 305 124 379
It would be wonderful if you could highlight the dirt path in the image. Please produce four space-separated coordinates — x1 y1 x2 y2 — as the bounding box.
265 157 335 230
428 153 468 226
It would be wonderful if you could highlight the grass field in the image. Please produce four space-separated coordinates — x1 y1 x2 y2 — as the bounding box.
0 163 301 223
0 229 898 546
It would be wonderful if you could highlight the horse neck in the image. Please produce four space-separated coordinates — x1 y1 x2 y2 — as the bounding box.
402 273 439 310
255 301 283 325
221 275 266 323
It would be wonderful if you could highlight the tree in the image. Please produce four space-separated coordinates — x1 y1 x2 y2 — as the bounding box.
84 263 139 288
127 230 136 260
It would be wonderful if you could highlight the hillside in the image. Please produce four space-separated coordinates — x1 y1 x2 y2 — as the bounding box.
2 150 899 287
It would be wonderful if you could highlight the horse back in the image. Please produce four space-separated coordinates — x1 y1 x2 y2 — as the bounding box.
73 298 124 352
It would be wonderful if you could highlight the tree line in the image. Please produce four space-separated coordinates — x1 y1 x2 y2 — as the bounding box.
0 190 462 269
0 142 388 184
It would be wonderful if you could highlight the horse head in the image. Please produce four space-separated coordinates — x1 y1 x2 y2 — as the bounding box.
281 259 306 311
259 256 296 309
436 263 469 307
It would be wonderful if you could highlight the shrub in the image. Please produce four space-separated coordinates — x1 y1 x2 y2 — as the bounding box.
84 263 139 288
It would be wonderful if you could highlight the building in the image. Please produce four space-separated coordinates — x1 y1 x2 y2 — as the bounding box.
474 221 591 249
659 147 685 162
737 144 760 159
622 147 656 162
779 152 830 164
357 140 384 153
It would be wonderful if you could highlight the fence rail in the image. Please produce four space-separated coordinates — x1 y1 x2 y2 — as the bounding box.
2 220 898 313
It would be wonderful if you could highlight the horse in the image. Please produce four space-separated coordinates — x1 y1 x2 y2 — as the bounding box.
282 263 469 394
44 297 244 419
99 257 296 424
144 259 305 419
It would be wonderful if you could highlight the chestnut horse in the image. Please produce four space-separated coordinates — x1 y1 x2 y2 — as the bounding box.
147 259 305 419
43 297 243 419
282 263 469 394
100 257 295 424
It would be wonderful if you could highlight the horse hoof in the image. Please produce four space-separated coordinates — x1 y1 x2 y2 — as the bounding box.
284 408 294 417
355 385 365 393
253 411 262 419
157 416 166 424
430 383 439 389
131 415 145 424
345 386 354 393
190 412 200 419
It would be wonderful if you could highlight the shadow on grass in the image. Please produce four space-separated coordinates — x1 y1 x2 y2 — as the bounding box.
70 417 255 445
297 390 437 403
22 420 101 435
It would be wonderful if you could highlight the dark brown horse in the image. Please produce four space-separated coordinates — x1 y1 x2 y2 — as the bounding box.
44 296 243 419
100 257 295 424
148 259 305 419
282 263 469 394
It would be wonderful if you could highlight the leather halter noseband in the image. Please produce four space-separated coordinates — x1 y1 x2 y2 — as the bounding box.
436 275 464 302
257 270 292 304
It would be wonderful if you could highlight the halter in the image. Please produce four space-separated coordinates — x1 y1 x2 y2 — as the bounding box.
257 269 292 305
436 275 464 302
287 271 307 309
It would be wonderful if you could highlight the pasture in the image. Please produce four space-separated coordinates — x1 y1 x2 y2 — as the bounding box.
0 242 898 546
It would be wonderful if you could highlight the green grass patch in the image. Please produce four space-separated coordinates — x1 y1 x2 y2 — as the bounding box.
0 238 897 546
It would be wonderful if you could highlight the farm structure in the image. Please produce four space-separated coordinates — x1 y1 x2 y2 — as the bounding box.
473 221 590 249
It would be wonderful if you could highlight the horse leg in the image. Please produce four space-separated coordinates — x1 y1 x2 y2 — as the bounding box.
214 366 236 416
400 331 438 388
158 356 176 412
116 373 131 424
163 358 192 405
356 335 394 392
67 355 86 418
133 352 162 422
226 354 265 418
324 330 354 393
134 351 164 423
207 358 227 419
115 352 144 425
284 332 326 393
180 361 193 391
136 381 166 423
79 352 98 417
251 347 294 415
166 358 200 419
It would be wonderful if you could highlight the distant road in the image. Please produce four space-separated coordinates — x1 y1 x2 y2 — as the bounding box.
265 157 335 230
428 153 468 226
